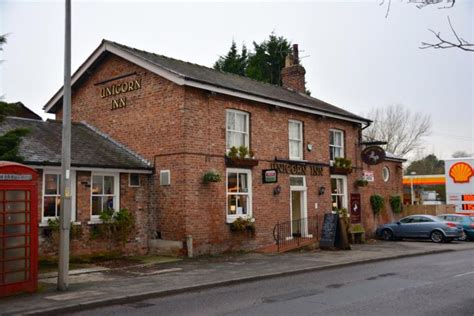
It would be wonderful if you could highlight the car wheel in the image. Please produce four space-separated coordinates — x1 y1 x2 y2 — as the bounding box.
458 231 468 241
430 230 445 243
381 229 394 241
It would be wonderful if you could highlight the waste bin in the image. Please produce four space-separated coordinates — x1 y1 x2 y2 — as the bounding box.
0 161 38 297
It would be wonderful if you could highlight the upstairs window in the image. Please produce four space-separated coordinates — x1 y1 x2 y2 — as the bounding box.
329 129 344 161
289 120 303 160
226 110 249 151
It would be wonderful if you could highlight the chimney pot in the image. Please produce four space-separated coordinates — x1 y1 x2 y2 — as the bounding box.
281 43 306 93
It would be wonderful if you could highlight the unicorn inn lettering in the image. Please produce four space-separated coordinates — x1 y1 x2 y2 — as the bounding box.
100 78 142 110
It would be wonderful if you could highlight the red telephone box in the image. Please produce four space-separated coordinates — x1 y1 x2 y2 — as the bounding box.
0 161 38 297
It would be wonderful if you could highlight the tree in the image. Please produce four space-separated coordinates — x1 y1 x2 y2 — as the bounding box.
452 150 472 158
246 33 291 85
380 0 472 52
213 41 248 76
405 154 445 175
214 33 293 86
363 104 432 157
0 35 30 162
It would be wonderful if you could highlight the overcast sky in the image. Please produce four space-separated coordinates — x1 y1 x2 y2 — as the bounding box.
1 0 473 160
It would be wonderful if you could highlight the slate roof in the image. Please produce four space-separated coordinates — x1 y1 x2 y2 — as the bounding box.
385 151 406 162
45 40 370 124
106 41 369 123
0 117 152 170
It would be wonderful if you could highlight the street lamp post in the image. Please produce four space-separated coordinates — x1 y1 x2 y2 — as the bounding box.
410 172 416 205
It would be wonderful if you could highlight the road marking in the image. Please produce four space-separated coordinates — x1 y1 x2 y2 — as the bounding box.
454 271 474 278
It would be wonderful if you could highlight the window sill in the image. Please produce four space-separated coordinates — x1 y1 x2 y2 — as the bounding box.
39 221 81 227
226 215 254 224
87 220 103 225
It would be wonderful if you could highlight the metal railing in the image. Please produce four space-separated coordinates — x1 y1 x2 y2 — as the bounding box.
273 215 319 252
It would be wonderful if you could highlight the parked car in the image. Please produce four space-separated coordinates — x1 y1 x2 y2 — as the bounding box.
375 215 463 243
437 214 474 241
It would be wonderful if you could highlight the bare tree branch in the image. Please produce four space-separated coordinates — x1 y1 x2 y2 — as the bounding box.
363 104 432 157
420 16 474 51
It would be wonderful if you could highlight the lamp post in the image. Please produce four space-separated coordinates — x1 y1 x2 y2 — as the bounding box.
410 172 416 205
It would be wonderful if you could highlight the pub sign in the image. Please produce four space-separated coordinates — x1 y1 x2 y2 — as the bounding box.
361 146 386 165
262 169 278 184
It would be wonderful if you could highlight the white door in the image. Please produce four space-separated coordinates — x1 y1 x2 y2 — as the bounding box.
290 176 308 237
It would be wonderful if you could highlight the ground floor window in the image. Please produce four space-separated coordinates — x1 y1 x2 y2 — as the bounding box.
226 169 252 222
42 170 76 222
91 173 119 219
331 175 347 211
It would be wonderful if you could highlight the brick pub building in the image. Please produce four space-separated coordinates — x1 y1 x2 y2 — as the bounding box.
3 40 405 256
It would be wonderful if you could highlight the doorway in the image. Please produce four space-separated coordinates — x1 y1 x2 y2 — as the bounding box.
290 176 307 237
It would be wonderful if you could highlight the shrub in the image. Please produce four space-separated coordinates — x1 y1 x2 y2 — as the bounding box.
203 170 222 183
370 194 384 215
93 208 135 244
238 145 249 159
389 195 403 214
229 217 255 234
355 179 368 187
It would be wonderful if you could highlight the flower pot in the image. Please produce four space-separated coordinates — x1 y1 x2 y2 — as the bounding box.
330 166 353 175
225 157 259 168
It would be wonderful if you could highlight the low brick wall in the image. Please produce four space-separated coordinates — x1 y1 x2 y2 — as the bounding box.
398 204 456 217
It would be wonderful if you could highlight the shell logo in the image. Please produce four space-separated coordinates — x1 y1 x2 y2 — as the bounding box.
449 162 473 183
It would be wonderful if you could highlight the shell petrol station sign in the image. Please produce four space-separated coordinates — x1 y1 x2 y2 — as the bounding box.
445 158 474 213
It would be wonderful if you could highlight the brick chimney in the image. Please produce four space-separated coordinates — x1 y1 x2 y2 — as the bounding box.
281 44 306 93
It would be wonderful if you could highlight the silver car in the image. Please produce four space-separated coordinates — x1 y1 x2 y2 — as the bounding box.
375 215 463 243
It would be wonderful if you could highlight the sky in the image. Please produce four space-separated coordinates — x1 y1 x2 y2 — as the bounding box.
0 0 473 161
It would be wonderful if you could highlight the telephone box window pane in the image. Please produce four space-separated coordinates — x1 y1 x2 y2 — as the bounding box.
6 202 25 212
6 191 25 201
104 176 114 194
5 236 26 248
92 196 102 216
6 213 26 224
5 224 26 236
5 271 26 284
5 259 26 272
5 248 25 260
92 176 103 195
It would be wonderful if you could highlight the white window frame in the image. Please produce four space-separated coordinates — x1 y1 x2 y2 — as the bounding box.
330 175 348 211
90 172 120 221
41 169 76 223
160 170 171 186
383 166 390 182
288 120 303 160
226 168 252 223
329 129 345 162
226 109 250 151
128 173 141 187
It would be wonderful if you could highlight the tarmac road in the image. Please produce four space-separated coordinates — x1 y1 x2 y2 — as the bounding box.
69 248 474 316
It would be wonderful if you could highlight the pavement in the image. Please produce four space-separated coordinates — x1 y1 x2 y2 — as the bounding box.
1 240 474 316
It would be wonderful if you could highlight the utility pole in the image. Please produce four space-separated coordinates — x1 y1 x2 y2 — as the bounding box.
58 0 72 291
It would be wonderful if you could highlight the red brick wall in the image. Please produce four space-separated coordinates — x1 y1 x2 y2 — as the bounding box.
37 169 150 257
52 53 404 255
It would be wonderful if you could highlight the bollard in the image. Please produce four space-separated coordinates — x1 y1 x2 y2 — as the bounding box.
186 235 193 258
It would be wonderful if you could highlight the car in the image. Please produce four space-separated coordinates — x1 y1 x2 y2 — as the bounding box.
375 215 463 243
437 214 474 241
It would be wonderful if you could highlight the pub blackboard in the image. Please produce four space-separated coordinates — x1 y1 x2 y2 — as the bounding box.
320 213 338 248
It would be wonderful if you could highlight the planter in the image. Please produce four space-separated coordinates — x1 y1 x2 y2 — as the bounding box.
330 166 353 175
225 157 259 168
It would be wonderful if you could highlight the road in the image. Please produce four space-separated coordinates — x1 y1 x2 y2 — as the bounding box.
70 249 474 316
